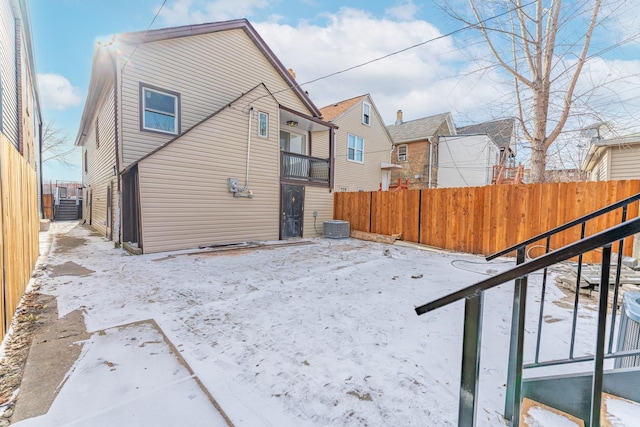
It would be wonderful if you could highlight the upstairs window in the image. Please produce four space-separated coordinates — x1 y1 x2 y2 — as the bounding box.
141 84 180 135
348 134 364 163
397 144 407 161
362 102 371 125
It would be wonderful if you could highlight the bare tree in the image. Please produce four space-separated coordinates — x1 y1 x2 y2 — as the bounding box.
448 0 604 182
41 120 77 167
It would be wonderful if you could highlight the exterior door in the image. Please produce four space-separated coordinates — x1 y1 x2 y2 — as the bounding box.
281 184 304 239
381 171 390 191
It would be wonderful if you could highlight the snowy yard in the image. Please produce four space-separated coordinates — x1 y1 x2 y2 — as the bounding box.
15 223 603 426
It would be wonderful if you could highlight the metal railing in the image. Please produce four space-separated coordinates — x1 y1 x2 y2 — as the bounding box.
281 151 330 184
415 197 640 426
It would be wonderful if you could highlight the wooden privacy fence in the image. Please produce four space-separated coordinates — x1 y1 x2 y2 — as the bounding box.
0 134 40 341
334 180 640 263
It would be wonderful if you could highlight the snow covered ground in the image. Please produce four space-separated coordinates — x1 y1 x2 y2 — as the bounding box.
13 222 608 426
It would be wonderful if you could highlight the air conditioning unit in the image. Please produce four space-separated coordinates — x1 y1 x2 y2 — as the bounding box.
324 220 350 239
615 291 640 368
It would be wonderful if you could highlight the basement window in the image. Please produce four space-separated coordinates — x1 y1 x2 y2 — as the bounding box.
140 84 180 135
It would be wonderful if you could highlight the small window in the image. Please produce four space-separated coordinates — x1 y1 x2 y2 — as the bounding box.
347 134 364 163
258 112 268 138
141 84 180 135
362 102 371 125
432 143 439 166
95 117 100 149
84 150 88 173
397 145 407 162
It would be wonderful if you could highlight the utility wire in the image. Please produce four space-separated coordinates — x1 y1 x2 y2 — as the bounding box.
244 0 537 108
121 0 169 70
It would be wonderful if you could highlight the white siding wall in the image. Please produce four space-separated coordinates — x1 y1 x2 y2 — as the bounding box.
591 151 609 181
609 145 640 180
0 0 18 147
438 135 499 188
118 28 311 167
137 86 281 253
302 186 333 238
82 84 117 237
328 98 392 192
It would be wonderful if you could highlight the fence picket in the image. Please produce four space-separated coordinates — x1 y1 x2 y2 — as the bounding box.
333 181 640 262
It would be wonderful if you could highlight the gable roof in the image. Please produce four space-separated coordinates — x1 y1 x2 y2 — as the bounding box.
319 95 367 121
76 18 320 145
386 112 455 144
581 133 640 171
456 118 515 149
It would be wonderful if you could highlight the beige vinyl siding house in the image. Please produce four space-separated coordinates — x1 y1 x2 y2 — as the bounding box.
0 0 19 148
582 134 640 181
318 95 394 192
76 19 336 253
117 27 310 167
81 83 118 239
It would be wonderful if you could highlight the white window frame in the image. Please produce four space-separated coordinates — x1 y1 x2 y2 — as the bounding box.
362 102 371 126
347 134 364 163
258 112 269 138
397 144 408 162
140 84 180 135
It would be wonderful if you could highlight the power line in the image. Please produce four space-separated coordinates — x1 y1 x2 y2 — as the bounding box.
121 0 168 70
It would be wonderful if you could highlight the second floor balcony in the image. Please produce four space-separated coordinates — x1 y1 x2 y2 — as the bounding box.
281 151 330 185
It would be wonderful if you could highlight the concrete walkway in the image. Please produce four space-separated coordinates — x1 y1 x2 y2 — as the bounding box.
9 222 232 427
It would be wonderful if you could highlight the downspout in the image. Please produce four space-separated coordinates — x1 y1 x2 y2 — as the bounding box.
428 137 434 188
232 107 253 198
113 61 121 244
329 127 335 192
38 120 43 218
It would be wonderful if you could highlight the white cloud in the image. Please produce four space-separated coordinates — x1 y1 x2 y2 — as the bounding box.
37 73 82 111
151 1 640 133
157 0 269 26
255 8 501 124
385 0 420 21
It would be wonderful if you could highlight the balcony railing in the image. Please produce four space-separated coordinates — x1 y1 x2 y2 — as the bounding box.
281 151 330 184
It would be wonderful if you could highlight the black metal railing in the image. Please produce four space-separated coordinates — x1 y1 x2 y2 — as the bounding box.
415 214 640 427
281 151 330 184
487 192 640 425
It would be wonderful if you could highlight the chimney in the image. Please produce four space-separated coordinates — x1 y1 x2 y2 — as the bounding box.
395 110 403 125
288 68 296 79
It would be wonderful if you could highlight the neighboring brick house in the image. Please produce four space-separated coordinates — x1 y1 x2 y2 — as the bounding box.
386 111 456 189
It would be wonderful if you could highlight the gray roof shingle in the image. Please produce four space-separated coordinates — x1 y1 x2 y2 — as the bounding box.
387 112 452 143
456 118 515 149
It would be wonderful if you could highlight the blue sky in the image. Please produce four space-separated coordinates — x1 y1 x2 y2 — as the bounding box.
28 0 640 180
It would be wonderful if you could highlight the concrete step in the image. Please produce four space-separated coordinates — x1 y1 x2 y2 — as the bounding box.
601 392 640 427
521 397 585 426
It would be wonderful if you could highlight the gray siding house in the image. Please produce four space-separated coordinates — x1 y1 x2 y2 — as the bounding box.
76 19 336 253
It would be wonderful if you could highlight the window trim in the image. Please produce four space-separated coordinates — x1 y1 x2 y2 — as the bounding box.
397 144 408 162
362 102 371 126
139 83 181 135
347 134 364 163
258 111 269 138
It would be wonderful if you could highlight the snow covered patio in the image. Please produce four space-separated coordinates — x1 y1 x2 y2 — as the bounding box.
11 222 606 426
